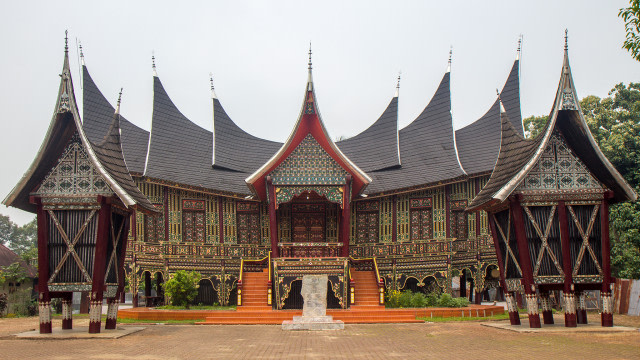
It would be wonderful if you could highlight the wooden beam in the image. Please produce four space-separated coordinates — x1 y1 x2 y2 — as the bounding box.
488 212 520 324
33 198 52 334
267 177 279 257
89 197 111 333
600 194 613 327
340 176 352 257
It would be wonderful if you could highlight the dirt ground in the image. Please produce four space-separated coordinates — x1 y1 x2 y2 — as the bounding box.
0 314 638 359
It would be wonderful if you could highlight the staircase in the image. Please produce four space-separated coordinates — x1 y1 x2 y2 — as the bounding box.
351 269 383 308
238 268 271 312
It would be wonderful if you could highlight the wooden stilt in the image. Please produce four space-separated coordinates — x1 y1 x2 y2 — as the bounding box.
89 197 111 333
505 292 521 325
510 198 540 328
61 292 73 329
540 292 554 325
557 201 577 327
488 213 518 325
576 291 587 324
600 196 613 327
105 298 119 329
34 198 52 334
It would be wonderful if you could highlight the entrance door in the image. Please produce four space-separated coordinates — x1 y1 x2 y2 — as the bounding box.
291 203 326 242
292 212 325 242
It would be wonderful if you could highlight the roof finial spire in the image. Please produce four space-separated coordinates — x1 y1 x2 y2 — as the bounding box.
497 88 506 114
516 34 523 60
394 72 401 97
79 41 85 65
447 46 452 72
64 30 69 54
308 42 313 71
209 72 217 99
564 29 568 51
115 88 123 114
152 51 157 76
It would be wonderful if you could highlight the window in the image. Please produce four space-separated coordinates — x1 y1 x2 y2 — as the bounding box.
237 202 260 244
183 200 206 242
356 201 379 243
145 205 164 242
450 200 468 240
410 198 432 240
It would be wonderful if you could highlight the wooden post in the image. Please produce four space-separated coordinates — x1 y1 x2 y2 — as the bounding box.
61 292 73 330
33 198 52 334
445 185 451 238
106 214 131 330
460 274 466 298
600 195 613 327
267 177 279 257
576 291 587 324
89 197 111 333
540 291 554 324
510 198 541 328
558 200 577 327
489 213 520 325
163 187 169 242
340 176 352 257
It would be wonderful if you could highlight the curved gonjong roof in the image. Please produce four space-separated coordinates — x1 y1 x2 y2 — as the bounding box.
336 95 400 172
364 70 465 194
469 43 637 211
455 59 522 176
3 41 156 213
144 74 253 195
212 93 281 172
82 64 150 175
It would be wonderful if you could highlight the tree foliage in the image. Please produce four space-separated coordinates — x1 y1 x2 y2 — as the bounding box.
164 270 201 308
0 216 37 269
523 115 549 139
620 0 640 62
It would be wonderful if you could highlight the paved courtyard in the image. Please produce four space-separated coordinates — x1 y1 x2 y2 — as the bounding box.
0 316 638 359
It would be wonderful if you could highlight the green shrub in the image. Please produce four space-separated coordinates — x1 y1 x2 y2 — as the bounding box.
453 296 470 308
437 293 456 307
385 289 401 308
425 293 438 307
0 293 7 316
398 291 414 308
410 292 428 308
164 270 201 308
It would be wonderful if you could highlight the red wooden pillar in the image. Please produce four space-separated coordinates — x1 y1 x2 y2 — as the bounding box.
89 197 111 333
488 213 520 325
539 291 554 324
600 194 613 327
576 291 588 324
510 197 541 328
340 176 352 257
267 177 279 257
106 215 131 330
32 197 52 334
558 200 577 327
61 292 73 329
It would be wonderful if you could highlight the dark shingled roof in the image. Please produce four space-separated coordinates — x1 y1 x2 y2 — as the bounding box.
468 105 540 210
336 97 400 172
82 66 149 174
469 47 637 210
144 76 252 195
212 98 281 172
364 72 465 194
455 60 522 175
91 109 157 213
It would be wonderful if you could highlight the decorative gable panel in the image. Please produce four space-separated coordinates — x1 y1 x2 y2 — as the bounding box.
269 134 348 186
36 133 113 196
520 131 601 191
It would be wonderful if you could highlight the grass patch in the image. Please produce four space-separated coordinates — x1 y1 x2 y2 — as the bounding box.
155 305 236 311
117 318 198 324
419 312 513 323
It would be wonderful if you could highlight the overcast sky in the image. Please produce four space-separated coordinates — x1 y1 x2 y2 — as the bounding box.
1 1 637 225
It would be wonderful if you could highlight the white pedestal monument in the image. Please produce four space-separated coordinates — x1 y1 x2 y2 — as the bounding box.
282 275 344 330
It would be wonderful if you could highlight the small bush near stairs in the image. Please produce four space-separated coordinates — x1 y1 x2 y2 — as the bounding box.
164 271 201 308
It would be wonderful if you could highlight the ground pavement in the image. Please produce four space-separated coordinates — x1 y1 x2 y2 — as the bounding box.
0 315 638 359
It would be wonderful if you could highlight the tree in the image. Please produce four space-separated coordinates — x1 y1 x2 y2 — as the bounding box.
10 219 37 257
620 0 640 61
0 215 17 248
523 115 548 139
164 270 201 308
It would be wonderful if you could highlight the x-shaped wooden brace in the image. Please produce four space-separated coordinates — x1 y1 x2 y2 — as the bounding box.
494 212 523 278
104 214 125 284
568 205 603 277
523 205 564 277
48 210 96 283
